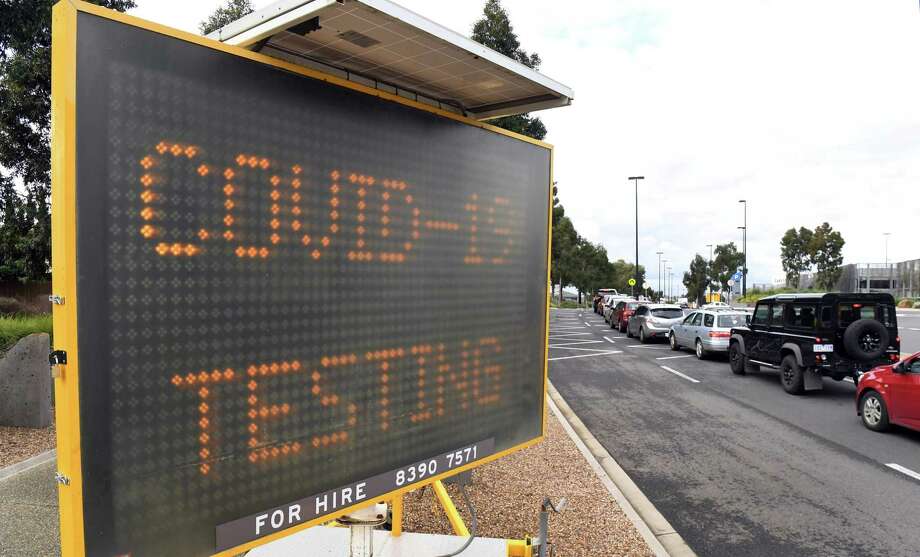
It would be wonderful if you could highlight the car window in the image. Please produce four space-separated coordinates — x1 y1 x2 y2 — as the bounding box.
628 302 639 310
751 304 769 326
786 304 816 329
691 313 703 326
838 303 876 326
651 308 683 319
910 360 920 373
704 314 715 327
770 303 785 326
718 314 748 328
878 305 896 328
683 312 697 324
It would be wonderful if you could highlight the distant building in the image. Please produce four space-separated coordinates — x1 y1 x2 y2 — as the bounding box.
793 258 920 298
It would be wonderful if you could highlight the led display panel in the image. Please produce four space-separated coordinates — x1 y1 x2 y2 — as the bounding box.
58 7 549 557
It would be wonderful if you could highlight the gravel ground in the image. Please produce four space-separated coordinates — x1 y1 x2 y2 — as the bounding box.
0 425 55 469
402 407 652 557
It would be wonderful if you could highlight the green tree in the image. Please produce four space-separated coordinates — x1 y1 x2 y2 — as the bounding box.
551 216 577 302
0 0 136 282
471 0 547 140
200 0 254 35
711 242 745 292
808 222 845 290
682 255 709 306
780 227 814 288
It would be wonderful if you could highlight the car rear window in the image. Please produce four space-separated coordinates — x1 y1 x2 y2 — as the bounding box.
718 314 748 328
627 302 639 309
651 308 683 318
837 303 896 327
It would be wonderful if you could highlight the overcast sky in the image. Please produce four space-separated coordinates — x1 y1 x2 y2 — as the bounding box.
131 0 920 291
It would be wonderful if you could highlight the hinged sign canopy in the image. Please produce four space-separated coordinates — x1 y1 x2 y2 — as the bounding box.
206 0 573 120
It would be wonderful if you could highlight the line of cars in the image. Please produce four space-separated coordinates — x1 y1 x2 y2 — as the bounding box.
593 290 920 435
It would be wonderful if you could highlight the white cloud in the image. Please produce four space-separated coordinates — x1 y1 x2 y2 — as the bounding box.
130 0 920 291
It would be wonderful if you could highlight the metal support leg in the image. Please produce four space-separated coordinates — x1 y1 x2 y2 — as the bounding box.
432 480 469 537
390 494 403 537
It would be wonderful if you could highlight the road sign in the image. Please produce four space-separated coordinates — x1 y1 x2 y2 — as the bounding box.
642 282 650 290
731 272 743 282
51 5 551 556
728 279 736 287
628 278 637 286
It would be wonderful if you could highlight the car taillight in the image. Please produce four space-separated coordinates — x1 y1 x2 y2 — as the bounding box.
709 331 731 338
890 354 899 362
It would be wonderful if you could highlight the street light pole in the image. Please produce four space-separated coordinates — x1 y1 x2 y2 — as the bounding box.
706 244 713 303
883 232 891 267
656 251 664 302
628 176 645 298
739 200 747 296
666 266 672 302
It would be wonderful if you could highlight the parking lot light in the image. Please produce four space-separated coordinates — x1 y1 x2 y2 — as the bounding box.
629 176 645 298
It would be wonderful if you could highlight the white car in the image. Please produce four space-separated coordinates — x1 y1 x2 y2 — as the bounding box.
702 301 730 309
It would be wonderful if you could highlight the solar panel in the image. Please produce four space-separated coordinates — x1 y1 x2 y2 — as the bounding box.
207 0 573 119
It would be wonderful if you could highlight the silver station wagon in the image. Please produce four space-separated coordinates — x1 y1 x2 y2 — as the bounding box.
669 309 750 359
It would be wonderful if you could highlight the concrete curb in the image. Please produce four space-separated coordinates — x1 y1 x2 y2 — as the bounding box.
547 382 696 557
0 449 56 482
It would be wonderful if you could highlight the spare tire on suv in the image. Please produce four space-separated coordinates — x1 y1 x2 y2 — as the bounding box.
842 319 889 361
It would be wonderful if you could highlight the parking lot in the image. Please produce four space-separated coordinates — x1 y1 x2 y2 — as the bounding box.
549 307 920 557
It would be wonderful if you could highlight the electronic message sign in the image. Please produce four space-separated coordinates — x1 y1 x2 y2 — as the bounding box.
51 3 550 556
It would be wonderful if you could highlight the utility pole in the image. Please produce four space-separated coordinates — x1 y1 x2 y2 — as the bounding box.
628 176 645 298
656 251 664 302
884 232 892 292
739 200 747 296
706 244 713 303
666 266 672 302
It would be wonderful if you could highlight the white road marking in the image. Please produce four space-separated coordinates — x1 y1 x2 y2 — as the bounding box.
660 366 700 383
656 354 693 360
626 345 670 350
603 336 617 344
886 463 920 482
549 333 594 339
549 351 623 361
584 322 593 327
843 377 854 383
908 328 920 331
548 345 619 352
549 340 606 347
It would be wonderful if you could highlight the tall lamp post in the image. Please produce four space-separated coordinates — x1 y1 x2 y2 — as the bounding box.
628 176 645 297
739 200 747 296
706 244 713 303
656 251 664 301
884 232 892 292
666 266 672 302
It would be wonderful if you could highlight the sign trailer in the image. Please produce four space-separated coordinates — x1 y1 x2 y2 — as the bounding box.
50 1 564 555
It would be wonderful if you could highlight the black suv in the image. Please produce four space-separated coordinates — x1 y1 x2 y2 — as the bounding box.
728 293 900 394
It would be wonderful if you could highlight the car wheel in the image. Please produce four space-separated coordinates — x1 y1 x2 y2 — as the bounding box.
860 391 890 432
695 339 706 360
610 319 617 330
729 342 746 375
780 354 805 395
669 333 680 351
619 321 626 333
639 327 647 343
626 323 633 338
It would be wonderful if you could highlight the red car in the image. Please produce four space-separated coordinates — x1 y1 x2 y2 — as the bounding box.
611 301 640 333
857 352 920 433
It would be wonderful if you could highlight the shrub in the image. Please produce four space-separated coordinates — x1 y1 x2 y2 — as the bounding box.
0 313 52 351
915 302 920 309
898 299 916 308
0 297 26 316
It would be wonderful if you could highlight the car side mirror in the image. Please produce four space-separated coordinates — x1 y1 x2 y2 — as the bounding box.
894 361 908 373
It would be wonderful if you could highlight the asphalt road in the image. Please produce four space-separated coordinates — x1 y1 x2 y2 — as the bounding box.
897 310 920 355
549 308 920 557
